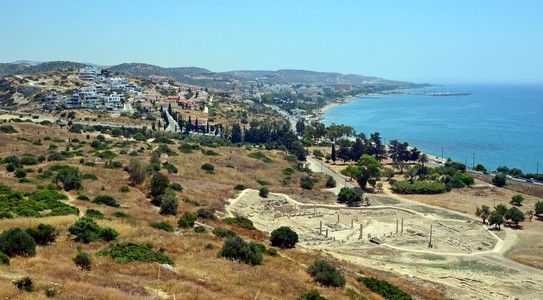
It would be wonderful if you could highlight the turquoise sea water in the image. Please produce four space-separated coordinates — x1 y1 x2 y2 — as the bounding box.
323 84 543 174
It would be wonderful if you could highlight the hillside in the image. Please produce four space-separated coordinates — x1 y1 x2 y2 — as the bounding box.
0 61 90 78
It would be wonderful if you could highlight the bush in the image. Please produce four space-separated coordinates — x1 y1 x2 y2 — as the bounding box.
68 218 118 243
307 260 345 288
298 289 327 300
218 236 263 265
0 228 36 257
92 195 120 207
270 226 298 249
150 172 170 197
224 216 256 230
194 226 206 233
163 162 178 174
150 222 174 232
82 173 98 180
73 250 92 271
492 174 507 187
234 184 246 191
25 224 57 245
259 187 269 198
113 211 129 218
85 209 105 219
197 208 216 220
510 194 524 206
248 152 273 163
20 156 38 165
119 185 130 193
201 163 215 173
169 182 183 192
53 166 81 191
391 180 446 194
159 195 178 216
212 227 236 239
300 176 318 190
13 276 33 292
76 195 90 201
0 251 10 265
357 277 412 300
325 175 337 188
97 242 173 264
266 247 279 257
337 187 362 206
14 168 27 178
177 212 196 228
0 125 18 133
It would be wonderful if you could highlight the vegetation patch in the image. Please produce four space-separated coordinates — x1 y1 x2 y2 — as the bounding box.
248 151 273 163
97 242 174 264
68 217 119 243
224 216 256 230
92 195 120 207
0 188 78 217
150 222 174 232
218 236 263 265
357 276 412 300
391 180 446 194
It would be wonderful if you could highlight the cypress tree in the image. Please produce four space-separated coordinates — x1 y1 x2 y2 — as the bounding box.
331 144 337 162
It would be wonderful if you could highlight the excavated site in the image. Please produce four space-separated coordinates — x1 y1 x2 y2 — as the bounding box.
226 189 496 255
226 189 543 299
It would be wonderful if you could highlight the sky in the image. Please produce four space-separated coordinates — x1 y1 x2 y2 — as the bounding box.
1 0 542 84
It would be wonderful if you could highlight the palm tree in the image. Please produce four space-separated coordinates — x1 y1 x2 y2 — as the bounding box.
418 153 429 167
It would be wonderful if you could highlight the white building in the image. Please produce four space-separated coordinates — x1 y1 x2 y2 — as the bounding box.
77 67 101 81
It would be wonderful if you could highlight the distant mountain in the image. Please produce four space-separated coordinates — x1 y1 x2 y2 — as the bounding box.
224 69 407 85
0 61 90 77
1 60 416 87
108 63 212 78
11 60 44 66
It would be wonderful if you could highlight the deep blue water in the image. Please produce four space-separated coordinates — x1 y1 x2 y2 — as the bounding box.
323 84 543 174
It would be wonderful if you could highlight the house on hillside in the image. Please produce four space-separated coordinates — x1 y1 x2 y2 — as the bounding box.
141 101 153 112
177 100 199 110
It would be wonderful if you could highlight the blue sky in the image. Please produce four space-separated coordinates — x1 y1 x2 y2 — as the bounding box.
1 0 542 83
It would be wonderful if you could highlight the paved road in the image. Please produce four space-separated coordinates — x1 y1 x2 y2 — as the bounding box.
306 156 357 189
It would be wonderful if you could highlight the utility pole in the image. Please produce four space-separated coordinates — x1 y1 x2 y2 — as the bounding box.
537 162 539 175
472 153 475 169
441 147 444 160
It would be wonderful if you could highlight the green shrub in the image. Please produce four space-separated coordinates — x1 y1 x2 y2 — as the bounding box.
201 163 215 173
82 173 98 180
177 212 196 228
256 179 270 186
97 242 173 264
300 176 318 190
298 289 327 300
234 184 246 191
0 125 18 133
20 156 38 165
201 149 220 156
168 182 183 192
492 174 507 187
337 187 362 206
85 209 105 219
212 227 236 239
325 175 337 188
25 224 57 245
197 208 216 220
248 151 273 163
357 277 412 300
53 166 81 191
391 180 446 194
0 228 36 257
194 226 206 233
182 198 200 206
266 247 279 257
48 152 66 161
205 243 214 249
159 195 178 216
68 218 118 243
307 260 345 288
113 211 129 218
259 187 269 198
73 250 92 271
92 195 120 207
218 236 263 265
224 216 256 230
15 168 27 178
270 226 298 249
150 222 174 232
0 251 10 265
76 195 90 201
13 276 33 292
119 185 130 193
163 163 178 174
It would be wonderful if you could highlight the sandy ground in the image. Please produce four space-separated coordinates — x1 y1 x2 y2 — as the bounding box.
226 189 543 299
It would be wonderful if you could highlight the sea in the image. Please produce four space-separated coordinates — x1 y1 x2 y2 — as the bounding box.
322 84 543 174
